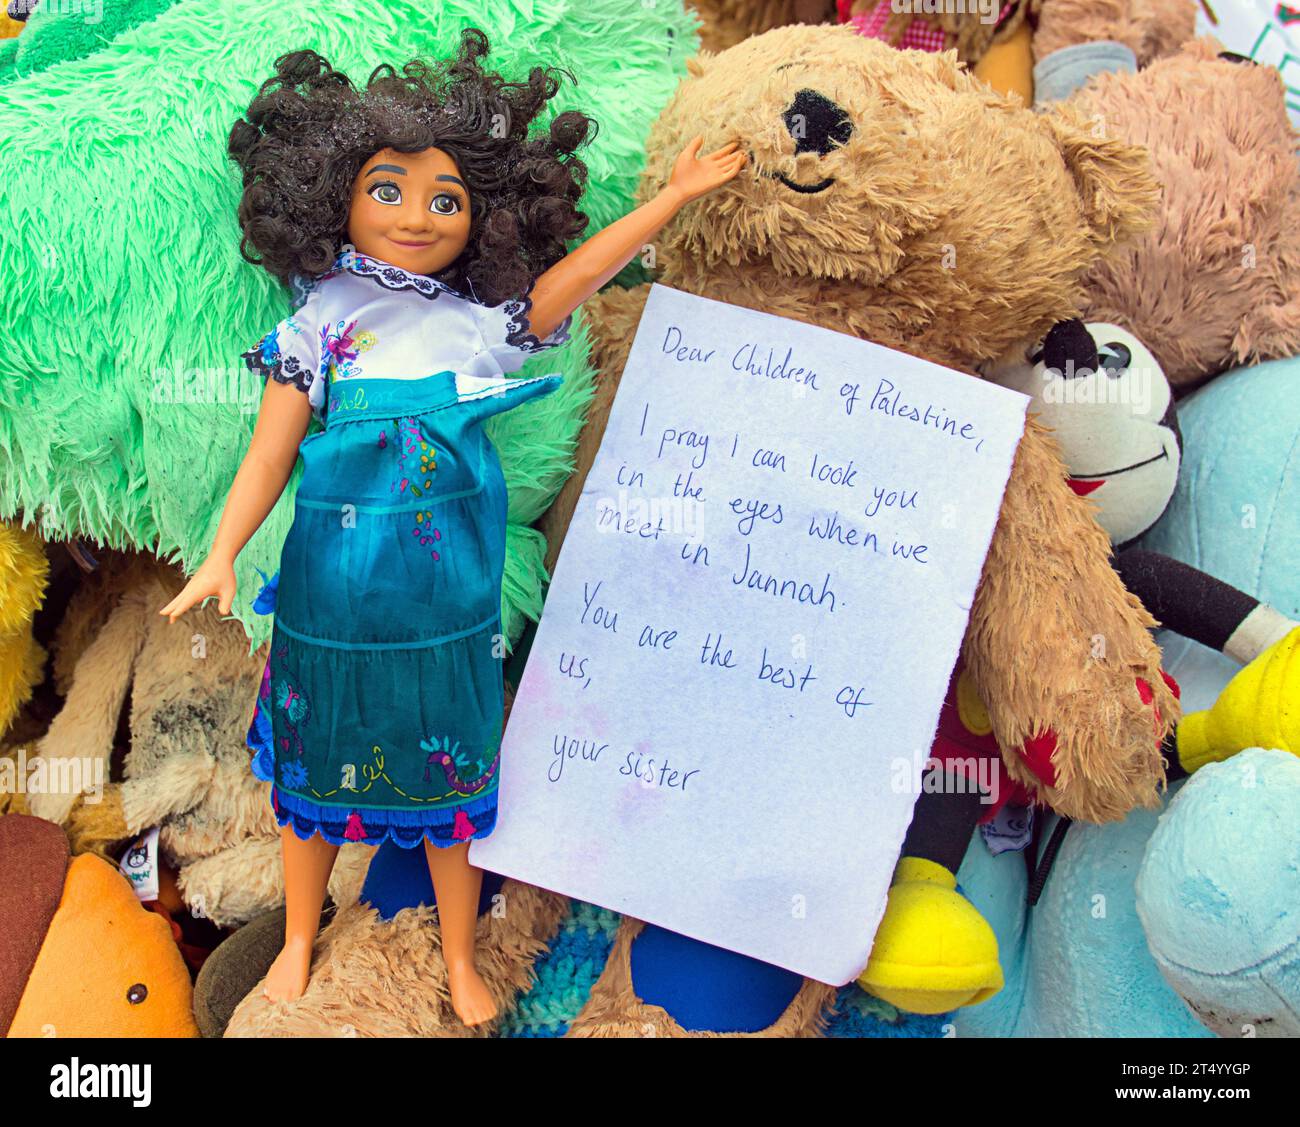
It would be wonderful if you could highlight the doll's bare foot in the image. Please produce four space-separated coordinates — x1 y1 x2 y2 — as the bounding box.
446 960 498 1026
263 937 313 1002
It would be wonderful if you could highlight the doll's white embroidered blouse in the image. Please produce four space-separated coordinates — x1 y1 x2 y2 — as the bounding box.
243 250 572 417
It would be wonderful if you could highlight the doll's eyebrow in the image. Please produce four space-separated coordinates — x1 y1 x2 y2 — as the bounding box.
435 174 467 190
366 164 408 176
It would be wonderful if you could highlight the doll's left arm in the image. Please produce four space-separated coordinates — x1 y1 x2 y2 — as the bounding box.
524 138 745 340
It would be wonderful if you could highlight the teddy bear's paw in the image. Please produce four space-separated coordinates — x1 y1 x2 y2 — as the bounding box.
1015 664 1176 823
223 879 569 1037
25 774 79 827
225 902 467 1038
175 837 286 930
857 858 1002 1015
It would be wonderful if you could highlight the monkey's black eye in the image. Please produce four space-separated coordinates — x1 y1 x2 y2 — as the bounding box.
1218 51 1258 66
127 983 148 1005
1098 342 1131 376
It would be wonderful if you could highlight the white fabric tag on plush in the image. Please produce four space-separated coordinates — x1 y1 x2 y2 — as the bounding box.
119 825 161 902
982 802 1035 856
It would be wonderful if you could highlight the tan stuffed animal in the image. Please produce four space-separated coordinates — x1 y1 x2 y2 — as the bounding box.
25 554 363 927
1061 37 1300 389
540 24 1176 1033
1032 0 1197 69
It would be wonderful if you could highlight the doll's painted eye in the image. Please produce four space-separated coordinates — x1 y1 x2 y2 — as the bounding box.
368 183 402 206
430 194 461 216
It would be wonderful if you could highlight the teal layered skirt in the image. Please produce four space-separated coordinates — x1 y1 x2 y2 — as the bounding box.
247 370 559 848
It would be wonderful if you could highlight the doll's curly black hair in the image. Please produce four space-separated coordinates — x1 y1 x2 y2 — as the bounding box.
228 28 594 305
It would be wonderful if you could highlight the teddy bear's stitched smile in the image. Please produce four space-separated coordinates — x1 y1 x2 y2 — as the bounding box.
772 172 835 194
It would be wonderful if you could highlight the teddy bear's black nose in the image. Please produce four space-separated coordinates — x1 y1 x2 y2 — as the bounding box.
782 89 853 156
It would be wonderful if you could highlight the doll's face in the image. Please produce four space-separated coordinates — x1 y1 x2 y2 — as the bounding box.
347 147 472 276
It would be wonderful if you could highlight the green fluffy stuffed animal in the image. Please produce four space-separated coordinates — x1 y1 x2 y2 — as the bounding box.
0 0 697 647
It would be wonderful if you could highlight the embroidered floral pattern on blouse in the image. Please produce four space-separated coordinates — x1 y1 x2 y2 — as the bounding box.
412 509 443 559
320 318 377 381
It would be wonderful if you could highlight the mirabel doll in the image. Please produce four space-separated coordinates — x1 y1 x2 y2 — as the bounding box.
160 28 744 1025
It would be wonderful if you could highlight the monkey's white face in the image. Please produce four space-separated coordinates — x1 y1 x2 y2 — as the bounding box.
989 322 1182 546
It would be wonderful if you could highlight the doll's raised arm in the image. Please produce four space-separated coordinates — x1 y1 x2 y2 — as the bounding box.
524 137 745 340
159 380 313 622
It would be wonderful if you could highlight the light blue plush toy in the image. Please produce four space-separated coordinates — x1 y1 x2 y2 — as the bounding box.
958 355 1300 1038
1133 357 1300 1037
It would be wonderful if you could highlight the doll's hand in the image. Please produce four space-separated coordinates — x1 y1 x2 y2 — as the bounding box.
159 557 237 622
666 137 746 205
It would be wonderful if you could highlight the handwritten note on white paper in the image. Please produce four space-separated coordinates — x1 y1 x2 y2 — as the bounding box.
471 285 1028 985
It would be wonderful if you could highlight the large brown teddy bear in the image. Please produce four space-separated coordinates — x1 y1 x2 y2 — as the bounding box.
540 24 1177 1031
1060 38 1300 389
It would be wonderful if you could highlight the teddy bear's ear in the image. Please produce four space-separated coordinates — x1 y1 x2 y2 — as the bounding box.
1039 106 1159 249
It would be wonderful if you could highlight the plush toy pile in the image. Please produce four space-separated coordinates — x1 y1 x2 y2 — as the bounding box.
0 0 1296 1040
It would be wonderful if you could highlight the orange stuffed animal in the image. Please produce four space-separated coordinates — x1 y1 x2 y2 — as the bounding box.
0 814 199 1037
